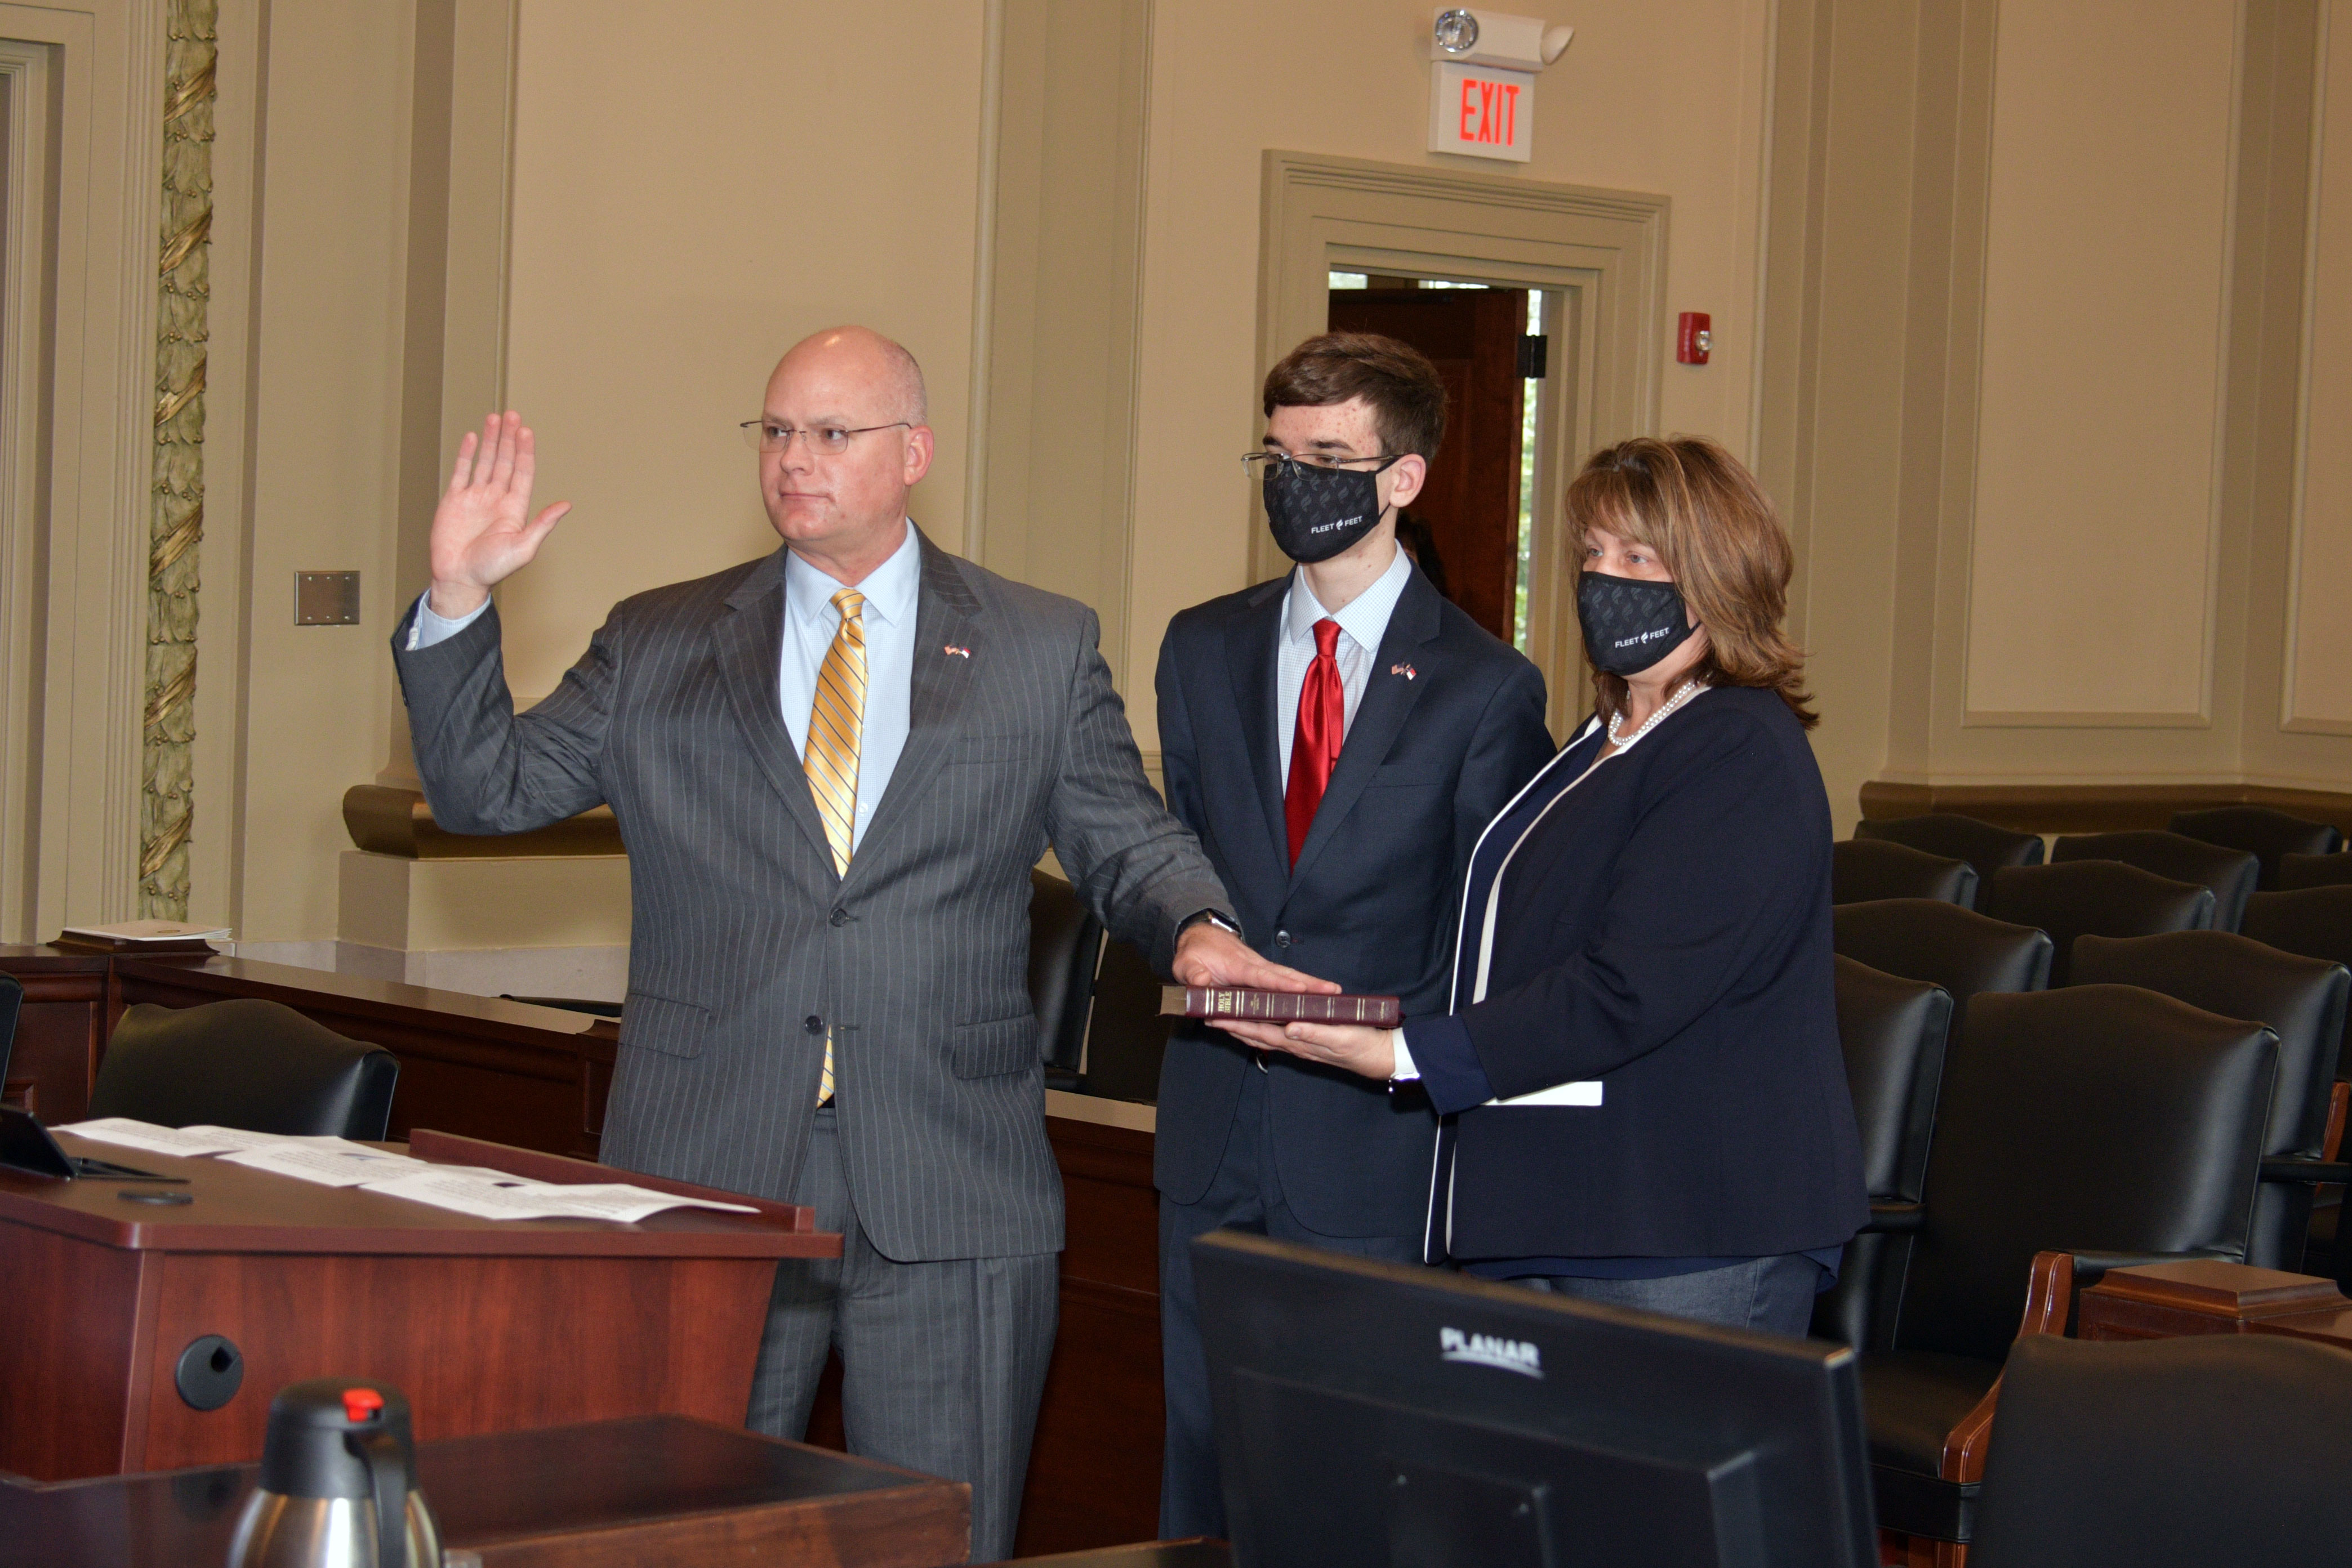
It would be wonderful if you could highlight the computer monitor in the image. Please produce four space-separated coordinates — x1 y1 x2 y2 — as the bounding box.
1195 1232 1877 1568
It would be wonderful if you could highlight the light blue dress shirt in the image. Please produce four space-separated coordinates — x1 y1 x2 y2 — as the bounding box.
774 525 919 852
406 523 923 854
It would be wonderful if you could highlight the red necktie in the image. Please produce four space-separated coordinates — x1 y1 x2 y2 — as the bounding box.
1285 618 1345 868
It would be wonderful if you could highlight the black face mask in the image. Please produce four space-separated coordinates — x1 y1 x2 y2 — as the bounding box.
1578 570 1698 674
1262 457 1398 563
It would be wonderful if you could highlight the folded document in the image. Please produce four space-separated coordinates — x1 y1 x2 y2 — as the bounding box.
219 1141 427 1186
53 1117 756 1221
59 1119 309 1157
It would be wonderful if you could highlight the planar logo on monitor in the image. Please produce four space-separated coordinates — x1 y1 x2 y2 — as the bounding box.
1438 1326 1543 1378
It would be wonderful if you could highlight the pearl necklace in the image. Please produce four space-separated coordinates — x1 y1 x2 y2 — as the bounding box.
1606 679 1703 749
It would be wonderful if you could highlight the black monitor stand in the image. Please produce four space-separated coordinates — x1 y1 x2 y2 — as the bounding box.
0 1107 183 1182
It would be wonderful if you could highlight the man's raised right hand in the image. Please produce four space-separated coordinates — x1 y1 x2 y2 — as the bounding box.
427 411 572 619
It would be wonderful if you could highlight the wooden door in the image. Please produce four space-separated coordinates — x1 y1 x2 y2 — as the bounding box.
1326 287 1527 640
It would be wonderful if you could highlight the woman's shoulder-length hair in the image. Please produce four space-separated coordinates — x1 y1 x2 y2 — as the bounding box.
1568 435 1818 730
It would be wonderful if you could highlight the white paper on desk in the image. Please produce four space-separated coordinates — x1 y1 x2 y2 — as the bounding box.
360 1169 757 1222
526 1183 760 1222
59 920 231 942
216 1141 429 1186
52 1118 294 1157
359 1169 586 1220
178 1125 308 1149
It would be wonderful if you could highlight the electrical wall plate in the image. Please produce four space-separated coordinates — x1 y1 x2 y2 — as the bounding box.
295 571 361 626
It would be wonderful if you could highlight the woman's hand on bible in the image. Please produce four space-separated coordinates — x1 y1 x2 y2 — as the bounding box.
427 411 573 619
1216 1019 1396 1080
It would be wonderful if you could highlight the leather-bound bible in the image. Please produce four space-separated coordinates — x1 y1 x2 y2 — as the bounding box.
1160 986 1402 1028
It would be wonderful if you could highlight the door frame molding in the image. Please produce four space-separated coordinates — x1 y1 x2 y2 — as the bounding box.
1255 151 1668 732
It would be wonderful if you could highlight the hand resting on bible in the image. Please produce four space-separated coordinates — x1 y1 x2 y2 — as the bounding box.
1170 923 1337 999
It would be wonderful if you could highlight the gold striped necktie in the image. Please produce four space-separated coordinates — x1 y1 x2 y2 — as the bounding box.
807 587 866 1104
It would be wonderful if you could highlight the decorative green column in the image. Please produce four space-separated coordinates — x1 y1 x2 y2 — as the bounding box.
140 0 215 919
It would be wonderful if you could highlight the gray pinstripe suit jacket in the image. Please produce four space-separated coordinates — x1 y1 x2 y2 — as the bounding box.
391 529 1232 1260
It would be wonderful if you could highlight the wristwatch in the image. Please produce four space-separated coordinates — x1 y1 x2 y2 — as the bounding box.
1175 908 1241 939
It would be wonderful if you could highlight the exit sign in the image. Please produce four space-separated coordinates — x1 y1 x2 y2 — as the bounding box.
1429 62 1533 162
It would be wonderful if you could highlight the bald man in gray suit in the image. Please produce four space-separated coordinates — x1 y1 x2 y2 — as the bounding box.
390 327 1318 1560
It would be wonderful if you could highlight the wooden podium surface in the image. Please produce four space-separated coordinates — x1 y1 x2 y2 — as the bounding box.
0 1129 839 1484
1 1415 967 1567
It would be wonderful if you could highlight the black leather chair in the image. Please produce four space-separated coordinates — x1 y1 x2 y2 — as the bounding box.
1811 957 1953 1349
1833 839 1979 908
2073 931 2349 1272
1982 862 2215 987
2050 830 2260 932
2171 805 2342 890
2242 884 2352 974
1852 814 2045 909
2280 852 2352 890
1830 899 2052 1045
1080 937 1173 1105
89 999 399 1139
2241 887 2352 1068
1971 1334 2352 1568
1857 985 2278 1549
1028 868 1106 1092
0 972 20 1090
2241 886 2352 1284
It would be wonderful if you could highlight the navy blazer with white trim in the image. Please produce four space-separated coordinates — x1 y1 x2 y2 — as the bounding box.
1406 685 1869 1263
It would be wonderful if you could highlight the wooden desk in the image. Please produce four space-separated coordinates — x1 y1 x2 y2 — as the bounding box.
0 948 618 1153
1018 1106 1161 1554
2076 1258 2352 1348
0 945 115 1121
116 955 623 1158
0 1414 966 1567
0 1128 836 1482
0 947 1168 1554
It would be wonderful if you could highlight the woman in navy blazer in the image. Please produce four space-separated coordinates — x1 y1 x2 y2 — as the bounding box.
1219 436 1867 1336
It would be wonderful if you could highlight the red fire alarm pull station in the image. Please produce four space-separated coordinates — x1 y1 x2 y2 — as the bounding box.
1677 313 1712 366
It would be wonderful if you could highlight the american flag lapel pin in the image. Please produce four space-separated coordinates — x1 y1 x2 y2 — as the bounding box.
1390 662 1416 681
943 644 971 659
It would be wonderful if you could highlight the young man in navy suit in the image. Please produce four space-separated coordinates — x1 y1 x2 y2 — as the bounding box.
1152 333 1554 1535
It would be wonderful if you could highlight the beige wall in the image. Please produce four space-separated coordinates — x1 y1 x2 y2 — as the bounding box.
492 0 988 702
2289 1 2352 732
28 0 2352 949
1122 0 1774 743
228 0 420 942
1964 1 2237 724
136 0 995 946
1763 0 2352 831
1758 0 1931 837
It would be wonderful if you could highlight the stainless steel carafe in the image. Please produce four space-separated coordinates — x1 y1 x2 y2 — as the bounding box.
226 1379 442 1568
